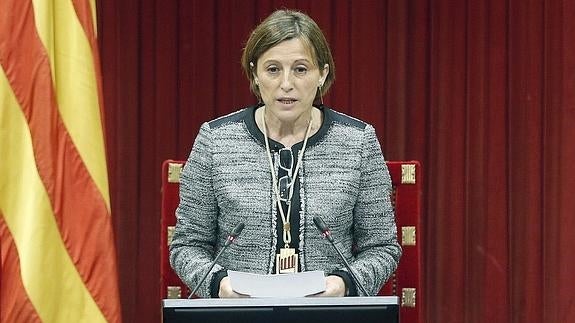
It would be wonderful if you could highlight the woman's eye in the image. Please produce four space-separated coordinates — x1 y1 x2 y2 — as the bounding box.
294 66 308 75
266 66 279 74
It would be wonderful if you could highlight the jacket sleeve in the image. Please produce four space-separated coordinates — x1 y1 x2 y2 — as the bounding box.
169 122 223 298
348 124 402 295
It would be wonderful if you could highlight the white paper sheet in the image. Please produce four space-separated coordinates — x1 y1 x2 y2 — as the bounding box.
228 270 326 298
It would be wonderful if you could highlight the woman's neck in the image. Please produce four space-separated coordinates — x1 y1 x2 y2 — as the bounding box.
257 107 320 147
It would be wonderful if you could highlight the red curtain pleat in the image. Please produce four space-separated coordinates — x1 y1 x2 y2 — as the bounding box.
543 1 575 322
98 0 575 322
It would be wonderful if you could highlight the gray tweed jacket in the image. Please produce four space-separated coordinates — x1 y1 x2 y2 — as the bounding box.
170 106 401 297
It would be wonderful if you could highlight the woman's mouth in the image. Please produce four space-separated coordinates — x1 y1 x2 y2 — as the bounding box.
278 98 297 105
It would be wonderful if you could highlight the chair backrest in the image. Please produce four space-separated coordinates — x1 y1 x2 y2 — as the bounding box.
160 160 423 322
378 161 423 323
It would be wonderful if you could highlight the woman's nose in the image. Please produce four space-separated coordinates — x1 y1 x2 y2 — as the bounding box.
280 72 294 91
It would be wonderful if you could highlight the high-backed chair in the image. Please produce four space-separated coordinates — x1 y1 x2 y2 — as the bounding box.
160 160 423 322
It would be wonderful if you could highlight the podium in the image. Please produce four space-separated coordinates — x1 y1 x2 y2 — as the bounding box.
162 296 399 323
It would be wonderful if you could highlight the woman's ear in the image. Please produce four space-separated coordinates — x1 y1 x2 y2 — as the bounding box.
320 63 330 85
250 61 258 85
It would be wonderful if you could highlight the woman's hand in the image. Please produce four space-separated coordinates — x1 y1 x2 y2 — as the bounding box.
218 276 249 298
312 275 346 297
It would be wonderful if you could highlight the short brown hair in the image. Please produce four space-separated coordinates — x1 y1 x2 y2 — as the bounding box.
241 10 335 100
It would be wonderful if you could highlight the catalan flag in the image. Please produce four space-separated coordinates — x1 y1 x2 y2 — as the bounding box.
0 0 122 322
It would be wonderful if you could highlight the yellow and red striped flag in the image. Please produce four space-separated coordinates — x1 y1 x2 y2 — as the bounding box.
0 0 122 322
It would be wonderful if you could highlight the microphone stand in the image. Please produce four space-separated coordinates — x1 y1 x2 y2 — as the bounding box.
188 223 244 298
313 216 369 296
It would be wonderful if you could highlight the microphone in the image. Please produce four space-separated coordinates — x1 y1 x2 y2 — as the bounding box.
312 216 369 296
189 222 245 298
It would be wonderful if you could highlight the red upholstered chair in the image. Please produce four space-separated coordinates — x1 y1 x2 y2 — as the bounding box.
160 160 423 322
378 161 423 323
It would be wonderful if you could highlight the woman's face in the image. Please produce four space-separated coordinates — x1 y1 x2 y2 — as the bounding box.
255 38 328 123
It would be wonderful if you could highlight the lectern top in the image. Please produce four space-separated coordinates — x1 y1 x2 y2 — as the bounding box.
163 296 399 308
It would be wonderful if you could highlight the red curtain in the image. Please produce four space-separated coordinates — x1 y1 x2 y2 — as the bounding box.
98 0 575 322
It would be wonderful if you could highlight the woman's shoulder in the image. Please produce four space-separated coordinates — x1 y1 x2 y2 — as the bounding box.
207 105 259 130
322 106 370 131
